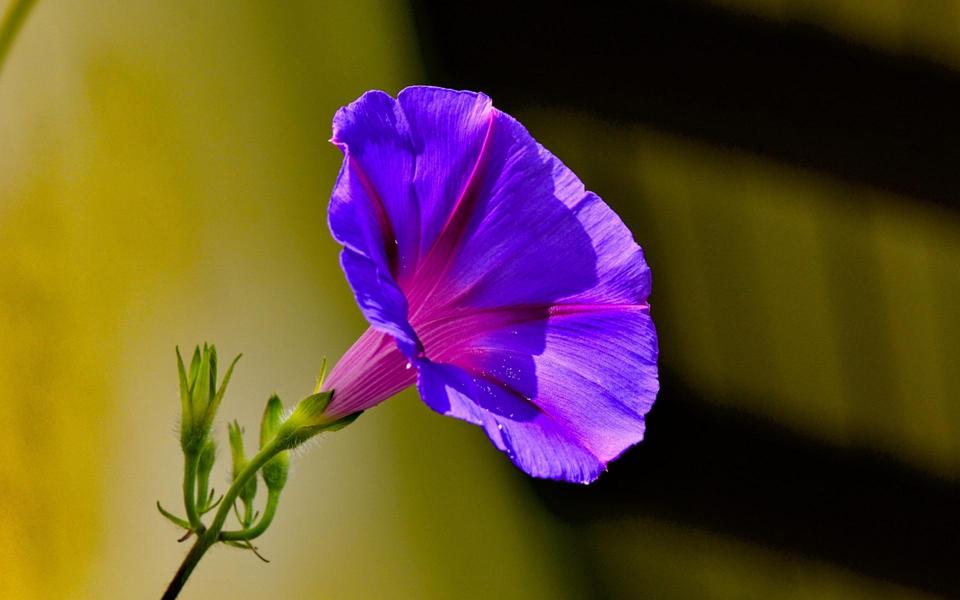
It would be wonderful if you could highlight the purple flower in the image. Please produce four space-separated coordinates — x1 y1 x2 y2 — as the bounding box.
320 86 658 483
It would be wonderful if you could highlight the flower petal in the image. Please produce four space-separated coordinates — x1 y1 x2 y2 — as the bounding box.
328 87 659 483
416 306 658 482
329 87 496 352
396 87 494 265
408 109 650 319
418 358 606 482
338 249 419 355
323 326 418 419
330 90 414 272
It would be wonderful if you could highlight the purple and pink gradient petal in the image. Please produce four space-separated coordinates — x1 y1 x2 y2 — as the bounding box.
321 86 659 483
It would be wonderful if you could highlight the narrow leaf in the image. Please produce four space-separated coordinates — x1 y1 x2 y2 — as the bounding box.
208 353 241 425
156 501 191 530
313 356 328 394
188 346 201 394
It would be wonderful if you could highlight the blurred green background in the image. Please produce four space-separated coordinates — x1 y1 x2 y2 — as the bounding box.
0 1 956 598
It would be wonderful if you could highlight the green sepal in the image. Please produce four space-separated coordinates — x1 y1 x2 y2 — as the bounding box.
208 353 241 430
157 501 191 530
321 410 363 433
281 410 363 450
224 539 271 562
192 344 213 427
188 346 201 392
206 345 218 418
289 391 333 425
271 391 360 451
176 346 190 424
199 491 223 515
313 357 328 394
274 391 334 448
177 346 198 452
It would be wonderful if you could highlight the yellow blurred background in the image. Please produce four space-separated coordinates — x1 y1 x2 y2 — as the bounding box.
1 0 957 598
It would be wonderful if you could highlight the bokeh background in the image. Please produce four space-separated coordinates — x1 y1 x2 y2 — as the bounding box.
1 0 957 598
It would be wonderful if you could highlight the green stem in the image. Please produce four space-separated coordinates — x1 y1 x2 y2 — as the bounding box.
243 497 254 527
162 438 284 600
195 472 208 514
220 489 280 541
182 453 203 531
0 0 37 79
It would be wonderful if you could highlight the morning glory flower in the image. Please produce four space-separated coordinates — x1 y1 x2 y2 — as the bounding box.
320 86 659 483
158 86 661 599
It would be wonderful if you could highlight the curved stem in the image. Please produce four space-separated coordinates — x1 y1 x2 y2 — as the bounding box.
220 489 280 541
162 438 283 600
0 0 37 80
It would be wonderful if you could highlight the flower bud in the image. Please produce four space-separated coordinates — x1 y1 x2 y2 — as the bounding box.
228 421 257 500
259 395 289 493
228 420 257 523
227 421 245 477
176 344 241 454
